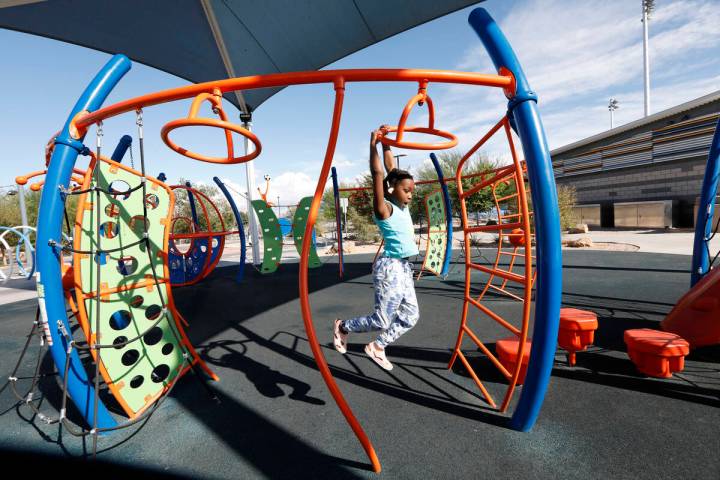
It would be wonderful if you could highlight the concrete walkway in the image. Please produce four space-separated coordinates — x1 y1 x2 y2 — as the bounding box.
562 228 720 255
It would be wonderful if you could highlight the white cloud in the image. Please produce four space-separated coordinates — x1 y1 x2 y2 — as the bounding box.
264 171 318 205
438 0 720 151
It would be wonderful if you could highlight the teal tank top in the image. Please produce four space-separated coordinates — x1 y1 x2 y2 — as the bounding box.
374 200 419 259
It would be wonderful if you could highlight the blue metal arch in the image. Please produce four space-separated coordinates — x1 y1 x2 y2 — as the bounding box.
469 7 562 432
690 118 720 286
331 166 344 278
214 176 246 283
36 54 131 430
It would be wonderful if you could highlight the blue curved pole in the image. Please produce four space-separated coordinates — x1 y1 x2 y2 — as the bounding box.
185 181 200 227
429 153 453 277
36 54 131 430
213 176 246 283
110 134 133 163
469 7 562 432
690 118 720 286
331 167 344 278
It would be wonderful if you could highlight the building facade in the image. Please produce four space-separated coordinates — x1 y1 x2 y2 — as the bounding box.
552 91 720 228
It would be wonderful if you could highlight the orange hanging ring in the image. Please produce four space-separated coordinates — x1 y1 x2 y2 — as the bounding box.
161 90 262 164
378 88 458 151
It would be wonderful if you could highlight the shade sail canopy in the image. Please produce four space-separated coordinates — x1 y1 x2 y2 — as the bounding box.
0 0 480 113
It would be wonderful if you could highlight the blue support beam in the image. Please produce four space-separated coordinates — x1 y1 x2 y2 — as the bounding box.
691 118 720 286
331 166 344 278
36 54 132 430
469 7 562 432
214 176 246 283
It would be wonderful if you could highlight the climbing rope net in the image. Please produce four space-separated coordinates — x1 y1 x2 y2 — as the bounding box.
8 110 217 456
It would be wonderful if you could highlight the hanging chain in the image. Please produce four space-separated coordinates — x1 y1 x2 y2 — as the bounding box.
129 142 135 170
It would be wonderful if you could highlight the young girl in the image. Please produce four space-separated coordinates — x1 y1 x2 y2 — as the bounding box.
333 128 419 370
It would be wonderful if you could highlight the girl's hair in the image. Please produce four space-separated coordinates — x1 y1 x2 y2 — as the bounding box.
385 168 414 186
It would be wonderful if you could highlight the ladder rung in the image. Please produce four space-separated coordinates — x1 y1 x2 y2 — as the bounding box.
496 192 519 202
462 324 512 379
466 296 522 335
460 165 517 199
456 350 497 408
466 221 523 234
487 284 525 302
468 263 526 285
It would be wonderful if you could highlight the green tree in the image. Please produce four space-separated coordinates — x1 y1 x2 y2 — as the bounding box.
557 184 577 231
173 179 245 234
412 150 511 225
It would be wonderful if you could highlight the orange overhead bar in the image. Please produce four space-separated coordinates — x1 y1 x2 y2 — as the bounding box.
74 69 512 129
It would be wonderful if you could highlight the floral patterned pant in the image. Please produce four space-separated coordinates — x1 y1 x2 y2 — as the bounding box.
342 256 419 348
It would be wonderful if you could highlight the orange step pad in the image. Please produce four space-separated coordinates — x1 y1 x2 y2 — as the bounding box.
496 337 532 385
661 266 720 348
624 329 690 378
558 308 598 366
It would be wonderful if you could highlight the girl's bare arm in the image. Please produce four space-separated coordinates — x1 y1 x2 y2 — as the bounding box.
370 130 391 220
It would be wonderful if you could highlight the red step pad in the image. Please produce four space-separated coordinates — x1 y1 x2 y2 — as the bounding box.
495 337 532 385
624 329 690 378
558 308 598 366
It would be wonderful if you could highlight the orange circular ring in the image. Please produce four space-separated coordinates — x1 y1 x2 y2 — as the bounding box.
378 125 458 151
161 117 262 164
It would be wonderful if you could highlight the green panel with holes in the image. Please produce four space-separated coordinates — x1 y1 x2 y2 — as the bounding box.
292 197 321 269
251 200 283 274
423 190 447 276
77 160 192 415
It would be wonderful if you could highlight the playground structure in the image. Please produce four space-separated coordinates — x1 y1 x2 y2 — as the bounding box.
10 7 563 473
250 195 323 274
167 180 245 286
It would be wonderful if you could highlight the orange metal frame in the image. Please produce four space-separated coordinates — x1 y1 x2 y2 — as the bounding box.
69 68 514 474
447 116 533 412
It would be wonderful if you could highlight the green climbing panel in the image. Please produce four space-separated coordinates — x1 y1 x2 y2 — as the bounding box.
252 200 283 274
292 197 321 269
76 160 193 416
423 190 447 276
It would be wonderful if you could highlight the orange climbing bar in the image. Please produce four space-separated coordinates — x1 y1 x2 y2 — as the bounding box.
447 115 534 413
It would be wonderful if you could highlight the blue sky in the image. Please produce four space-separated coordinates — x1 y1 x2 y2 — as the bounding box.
1 0 719 208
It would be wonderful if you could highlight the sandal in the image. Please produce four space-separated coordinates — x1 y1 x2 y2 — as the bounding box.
333 319 348 354
365 342 393 371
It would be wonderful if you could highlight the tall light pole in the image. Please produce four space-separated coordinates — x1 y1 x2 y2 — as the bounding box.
394 153 407 170
642 0 654 117
608 98 620 129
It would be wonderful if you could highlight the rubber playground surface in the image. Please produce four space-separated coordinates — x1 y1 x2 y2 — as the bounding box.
0 249 718 479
